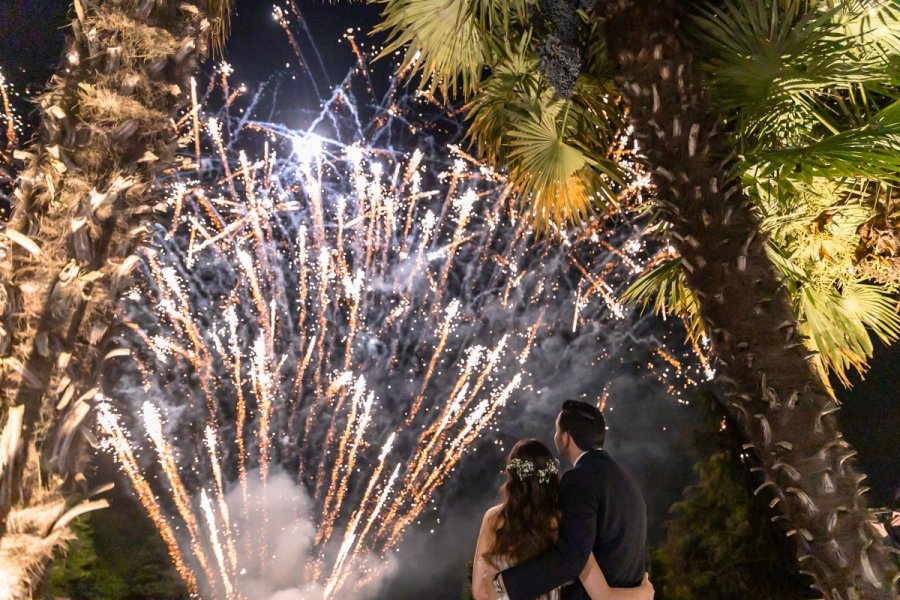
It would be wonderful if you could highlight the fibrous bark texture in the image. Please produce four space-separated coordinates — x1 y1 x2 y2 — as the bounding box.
0 1 213 597
598 0 898 597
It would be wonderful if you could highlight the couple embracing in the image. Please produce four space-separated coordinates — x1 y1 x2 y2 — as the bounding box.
472 400 654 600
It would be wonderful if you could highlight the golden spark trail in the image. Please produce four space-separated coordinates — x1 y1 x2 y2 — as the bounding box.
96 404 198 596
388 338 507 536
251 336 276 485
432 190 477 312
152 259 220 415
396 382 470 504
403 209 437 293
200 490 237 599
204 425 238 573
434 346 483 428
190 77 201 169
0 69 17 153
224 305 249 512
317 374 368 544
290 227 311 402
237 249 271 331
406 299 460 423
272 6 316 85
142 402 215 585
385 374 522 550
312 370 353 505
520 309 545 364
328 461 402 596
301 205 333 453
207 118 240 201
355 463 402 558
400 337 508 509
332 388 375 520
337 442 399 592
347 433 396 546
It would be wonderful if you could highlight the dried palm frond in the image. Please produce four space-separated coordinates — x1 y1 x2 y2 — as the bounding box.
0 406 24 484
78 87 167 130
207 0 235 55
91 8 180 62
0 494 109 599
0 0 215 595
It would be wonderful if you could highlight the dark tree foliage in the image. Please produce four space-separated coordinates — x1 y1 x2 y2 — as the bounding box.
536 35 582 98
464 559 476 599
651 392 814 599
534 0 583 97
42 496 188 600
539 0 580 41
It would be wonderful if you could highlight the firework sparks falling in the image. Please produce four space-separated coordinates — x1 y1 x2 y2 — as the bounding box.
108 124 545 597
96 9 700 598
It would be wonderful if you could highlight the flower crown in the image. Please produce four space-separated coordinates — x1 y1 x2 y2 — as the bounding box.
507 458 559 484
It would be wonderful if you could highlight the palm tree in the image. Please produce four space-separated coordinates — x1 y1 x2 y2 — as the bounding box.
596 1 897 596
623 0 900 392
373 0 899 596
0 1 231 596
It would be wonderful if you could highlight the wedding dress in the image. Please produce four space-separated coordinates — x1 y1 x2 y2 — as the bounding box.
492 556 561 600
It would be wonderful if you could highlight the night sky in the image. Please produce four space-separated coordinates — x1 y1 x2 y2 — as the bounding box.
0 0 896 594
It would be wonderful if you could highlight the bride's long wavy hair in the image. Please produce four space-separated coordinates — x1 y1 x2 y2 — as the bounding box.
485 439 560 567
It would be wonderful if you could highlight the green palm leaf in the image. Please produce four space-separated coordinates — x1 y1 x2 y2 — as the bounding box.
692 0 899 148
752 109 900 184
465 41 542 163
800 282 900 387
621 258 705 345
506 98 619 230
374 0 486 98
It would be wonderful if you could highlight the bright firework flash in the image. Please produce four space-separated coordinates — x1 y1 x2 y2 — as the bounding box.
95 7 706 599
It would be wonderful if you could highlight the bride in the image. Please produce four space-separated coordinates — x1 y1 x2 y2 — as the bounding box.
472 439 654 600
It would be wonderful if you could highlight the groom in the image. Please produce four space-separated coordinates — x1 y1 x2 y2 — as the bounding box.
494 400 648 599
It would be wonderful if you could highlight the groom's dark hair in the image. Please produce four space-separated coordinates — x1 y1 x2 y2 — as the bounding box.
559 400 606 450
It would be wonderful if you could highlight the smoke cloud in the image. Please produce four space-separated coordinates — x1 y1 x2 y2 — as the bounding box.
223 469 397 600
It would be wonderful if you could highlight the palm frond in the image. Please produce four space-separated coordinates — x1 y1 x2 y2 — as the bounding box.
465 46 624 231
465 40 543 163
691 0 898 148
374 0 486 98
208 0 235 55
752 113 900 184
839 0 900 59
466 0 530 54
506 97 619 230
621 258 705 345
799 282 900 387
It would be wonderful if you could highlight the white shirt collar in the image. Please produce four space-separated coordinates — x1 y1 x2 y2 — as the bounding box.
574 450 590 466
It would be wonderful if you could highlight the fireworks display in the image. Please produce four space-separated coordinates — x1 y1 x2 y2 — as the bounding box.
88 7 705 599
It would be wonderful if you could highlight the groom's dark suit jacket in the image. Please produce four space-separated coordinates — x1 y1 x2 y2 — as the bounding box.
501 449 647 600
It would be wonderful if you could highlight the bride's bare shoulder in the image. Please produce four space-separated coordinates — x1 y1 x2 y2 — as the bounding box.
482 504 503 526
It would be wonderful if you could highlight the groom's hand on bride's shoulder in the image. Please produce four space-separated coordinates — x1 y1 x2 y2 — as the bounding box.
639 572 654 600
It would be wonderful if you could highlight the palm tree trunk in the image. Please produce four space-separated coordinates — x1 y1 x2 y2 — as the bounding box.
0 0 215 596
597 0 897 597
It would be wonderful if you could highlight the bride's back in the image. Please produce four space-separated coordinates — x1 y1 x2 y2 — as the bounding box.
479 439 562 600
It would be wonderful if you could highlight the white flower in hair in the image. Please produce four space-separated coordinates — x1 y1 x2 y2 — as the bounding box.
537 460 559 484
507 458 559 484
507 458 535 479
